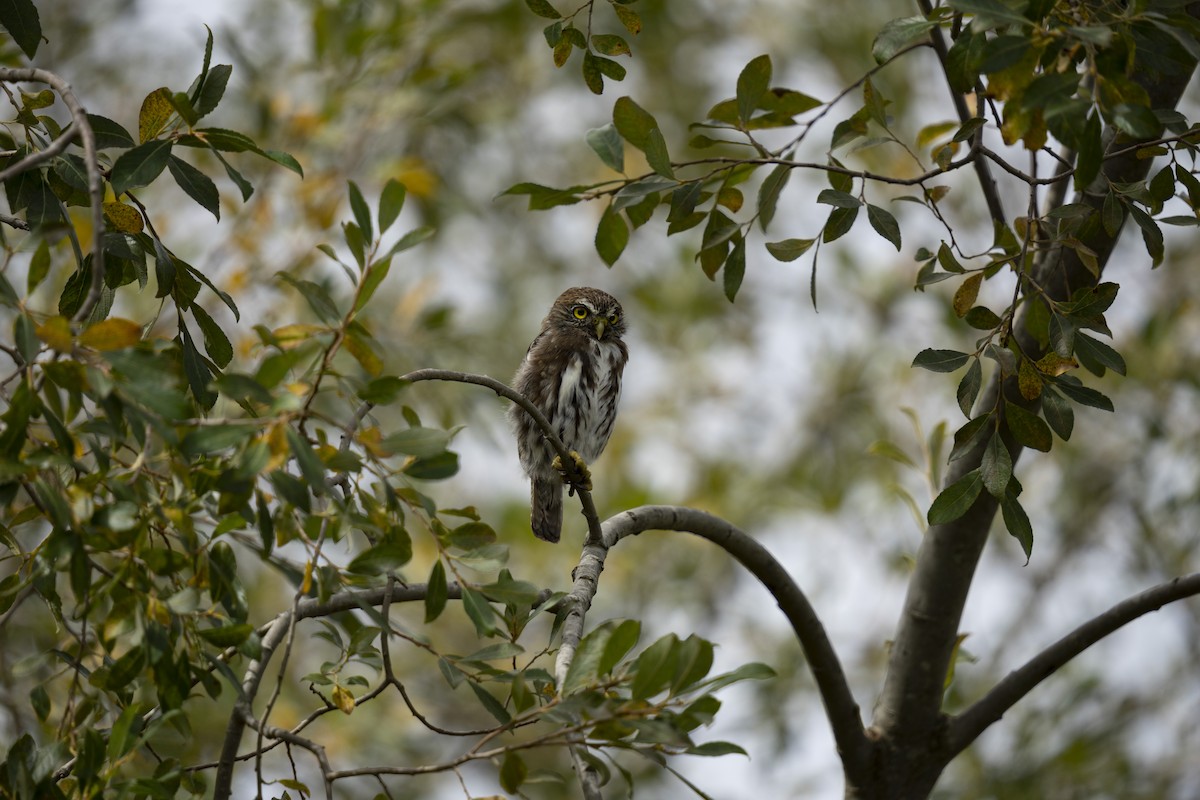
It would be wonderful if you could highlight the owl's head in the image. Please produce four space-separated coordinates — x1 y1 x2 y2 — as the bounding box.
550 287 625 341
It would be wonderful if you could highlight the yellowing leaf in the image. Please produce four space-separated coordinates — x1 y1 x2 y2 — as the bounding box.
332 684 355 715
1035 352 1078 376
717 187 744 212
343 330 382 376
1017 358 1043 400
35 315 73 351
952 273 982 318
139 87 174 143
358 427 388 459
79 318 141 351
103 202 144 233
272 323 325 347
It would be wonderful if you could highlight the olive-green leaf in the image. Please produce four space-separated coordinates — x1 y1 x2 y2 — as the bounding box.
110 139 174 196
596 204 629 267
872 16 936 63
736 54 772 125
1004 400 1052 452
867 203 902 250
765 237 816 262
913 348 969 373
167 155 220 220
0 0 41 59
927 468 983 525
586 123 624 172
425 560 448 622
378 179 407 234
1000 489 1033 561
980 431 1012 497
348 180 373 245
613 96 658 150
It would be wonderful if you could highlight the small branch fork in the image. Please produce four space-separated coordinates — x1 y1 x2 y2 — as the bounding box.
0 67 106 323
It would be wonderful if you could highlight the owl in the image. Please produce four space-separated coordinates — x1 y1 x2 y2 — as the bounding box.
509 287 628 542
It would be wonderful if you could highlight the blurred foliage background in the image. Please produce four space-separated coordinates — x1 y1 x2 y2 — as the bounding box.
3 0 1199 797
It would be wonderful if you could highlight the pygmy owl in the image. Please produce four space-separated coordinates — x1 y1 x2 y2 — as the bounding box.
509 287 628 542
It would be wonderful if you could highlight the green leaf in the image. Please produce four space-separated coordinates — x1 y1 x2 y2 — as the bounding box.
1053 376 1114 412
643 127 674 178
688 740 749 757
1004 400 1052 452
1041 386 1074 440
631 634 678 700
381 427 450 458
357 376 409 405
167 155 220 220
1073 332 1126 376
354 257 392 313
0 0 42 59
194 63 232 119
596 204 629 266
823 205 858 242
198 623 254 647
461 587 498 637
736 54 772 125
378 178 407 234
524 0 561 19
191 304 233 368
586 123 624 172
912 348 969 373
387 225 436 257
817 189 861 209
110 139 174 196
927 468 983 525
612 96 658 150
179 322 217 409
425 560 448 622
1000 489 1033 561
766 237 816 262
949 0 1033 30
956 358 982 417
564 623 614 694
756 164 791 231
1127 205 1164 266
867 203 902 250
469 682 511 723
724 236 746 301
347 540 412 575
277 272 340 323
347 180 373 245
285 427 328 494
599 619 641 675
980 431 1011 497
979 34 1030 73
181 424 252 457
872 16 935 63
592 33 631 57
27 239 50 294
500 751 528 793
670 635 714 695
405 451 459 480
1111 103 1162 139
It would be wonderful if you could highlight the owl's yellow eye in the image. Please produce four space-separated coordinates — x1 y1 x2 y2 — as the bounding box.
607 313 619 324
572 306 588 320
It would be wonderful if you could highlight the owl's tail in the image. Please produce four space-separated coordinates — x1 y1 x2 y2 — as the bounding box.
530 477 563 543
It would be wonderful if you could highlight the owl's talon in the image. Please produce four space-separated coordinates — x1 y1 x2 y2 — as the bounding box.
552 451 593 491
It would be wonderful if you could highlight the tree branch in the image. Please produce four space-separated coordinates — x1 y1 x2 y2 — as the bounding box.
915 0 1006 224
949 572 1200 755
213 583 463 800
0 68 105 322
598 505 871 782
873 12 1200 792
397 368 605 544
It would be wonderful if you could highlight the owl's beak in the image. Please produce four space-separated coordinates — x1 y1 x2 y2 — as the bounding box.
593 318 607 339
